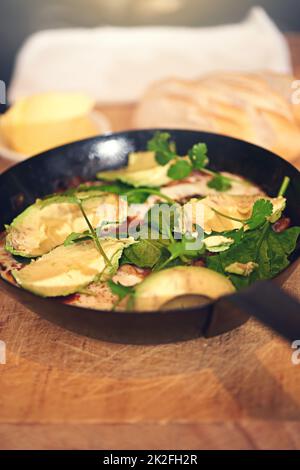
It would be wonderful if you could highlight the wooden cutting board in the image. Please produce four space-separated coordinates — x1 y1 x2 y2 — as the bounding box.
1 35 300 450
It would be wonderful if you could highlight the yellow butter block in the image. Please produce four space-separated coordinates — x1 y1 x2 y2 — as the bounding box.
0 92 99 155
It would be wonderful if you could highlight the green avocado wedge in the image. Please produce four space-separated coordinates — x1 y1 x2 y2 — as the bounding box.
133 266 235 311
12 237 135 297
6 193 125 258
97 151 173 188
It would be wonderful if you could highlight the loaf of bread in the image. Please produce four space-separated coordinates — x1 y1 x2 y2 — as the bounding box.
133 72 300 161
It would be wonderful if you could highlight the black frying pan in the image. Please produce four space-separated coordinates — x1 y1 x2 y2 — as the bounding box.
1 129 300 344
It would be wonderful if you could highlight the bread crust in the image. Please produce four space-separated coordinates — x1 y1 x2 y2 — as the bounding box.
133 72 300 161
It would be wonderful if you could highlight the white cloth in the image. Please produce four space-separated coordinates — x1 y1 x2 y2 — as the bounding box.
9 7 292 104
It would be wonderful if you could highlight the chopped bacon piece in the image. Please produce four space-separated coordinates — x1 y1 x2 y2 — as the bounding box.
272 217 291 233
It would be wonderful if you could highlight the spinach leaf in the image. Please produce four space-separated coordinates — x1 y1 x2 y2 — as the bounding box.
90 182 131 194
97 182 153 203
155 233 205 271
207 225 300 289
76 180 175 204
122 239 168 268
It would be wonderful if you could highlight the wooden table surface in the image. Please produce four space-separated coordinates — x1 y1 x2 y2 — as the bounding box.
1 35 300 451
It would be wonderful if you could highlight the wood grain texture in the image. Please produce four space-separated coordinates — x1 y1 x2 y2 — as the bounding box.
1 36 300 450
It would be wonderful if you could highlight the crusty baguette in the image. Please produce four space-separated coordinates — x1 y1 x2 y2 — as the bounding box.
133 72 300 161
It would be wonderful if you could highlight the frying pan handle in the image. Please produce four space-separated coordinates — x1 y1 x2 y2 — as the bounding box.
205 281 300 342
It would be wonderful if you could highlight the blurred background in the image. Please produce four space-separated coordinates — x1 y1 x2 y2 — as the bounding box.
1 0 300 163
1 0 299 87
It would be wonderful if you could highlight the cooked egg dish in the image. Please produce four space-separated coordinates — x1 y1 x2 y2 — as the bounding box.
1 132 299 311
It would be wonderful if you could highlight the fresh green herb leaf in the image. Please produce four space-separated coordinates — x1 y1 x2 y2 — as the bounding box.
144 203 174 240
273 226 300 253
100 182 130 194
220 228 244 244
278 176 290 197
170 235 204 259
207 224 300 289
76 181 150 203
76 180 175 204
209 198 274 231
39 194 111 265
207 174 232 192
152 253 184 271
156 233 205 271
147 132 176 166
39 194 79 208
188 143 209 170
122 239 167 268
76 200 112 266
127 190 153 203
167 240 188 260
167 159 192 180
107 279 135 300
125 187 175 205
155 152 173 166
107 280 135 310
246 199 273 230
148 132 233 187
63 231 92 246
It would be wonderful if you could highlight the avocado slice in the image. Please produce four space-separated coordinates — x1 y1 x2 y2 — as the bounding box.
74 188 106 199
97 151 173 188
12 237 134 297
183 195 285 234
6 193 125 258
133 266 235 311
